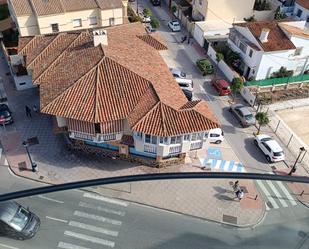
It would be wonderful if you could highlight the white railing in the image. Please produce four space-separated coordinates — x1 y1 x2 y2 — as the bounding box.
144 144 157 154
169 144 182 154
190 141 203 150
98 133 117 142
70 131 94 141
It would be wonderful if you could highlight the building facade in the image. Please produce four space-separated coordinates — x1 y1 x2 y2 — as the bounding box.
227 21 309 80
293 0 309 22
8 0 127 37
15 23 220 162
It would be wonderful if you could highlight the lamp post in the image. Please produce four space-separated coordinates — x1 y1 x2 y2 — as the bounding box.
22 141 38 172
136 0 139 14
288 146 305 175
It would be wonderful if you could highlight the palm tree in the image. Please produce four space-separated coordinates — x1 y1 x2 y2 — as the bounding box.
255 111 269 135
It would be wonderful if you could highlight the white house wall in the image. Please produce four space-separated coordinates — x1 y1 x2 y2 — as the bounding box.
193 22 206 47
293 3 309 21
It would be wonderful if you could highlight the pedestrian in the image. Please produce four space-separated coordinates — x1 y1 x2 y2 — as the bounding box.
233 180 239 192
32 105 38 113
25 105 31 118
235 189 244 201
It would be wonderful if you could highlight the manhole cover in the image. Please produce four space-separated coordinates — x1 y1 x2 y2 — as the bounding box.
18 161 27 171
240 186 248 193
222 214 237 224
267 201 273 209
27 137 39 146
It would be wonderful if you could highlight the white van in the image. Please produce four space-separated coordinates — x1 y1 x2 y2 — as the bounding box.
175 78 193 92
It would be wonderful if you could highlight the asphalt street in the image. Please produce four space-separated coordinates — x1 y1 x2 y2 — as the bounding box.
0 184 308 249
134 0 290 174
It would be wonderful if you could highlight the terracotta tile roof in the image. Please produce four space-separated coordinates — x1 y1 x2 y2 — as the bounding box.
137 34 167 50
235 21 296 51
19 23 220 136
10 0 122 16
279 23 309 39
296 0 309 9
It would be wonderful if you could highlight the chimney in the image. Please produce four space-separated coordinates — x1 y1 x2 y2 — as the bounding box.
259 28 270 43
93 29 108 47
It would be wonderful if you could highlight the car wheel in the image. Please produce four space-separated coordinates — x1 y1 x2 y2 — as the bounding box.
266 155 271 163
254 140 258 146
215 140 222 144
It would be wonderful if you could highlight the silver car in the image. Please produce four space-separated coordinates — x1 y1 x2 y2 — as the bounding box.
229 103 256 127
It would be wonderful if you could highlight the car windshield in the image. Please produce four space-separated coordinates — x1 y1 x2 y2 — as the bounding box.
274 151 283 156
245 114 254 120
261 137 272 142
9 207 29 232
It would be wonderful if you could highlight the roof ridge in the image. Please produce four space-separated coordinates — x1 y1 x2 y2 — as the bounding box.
28 0 38 16
132 101 161 130
94 59 101 123
19 35 40 55
159 102 167 136
27 33 62 68
34 32 86 83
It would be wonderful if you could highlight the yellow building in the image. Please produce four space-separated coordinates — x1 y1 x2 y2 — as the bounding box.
8 0 128 37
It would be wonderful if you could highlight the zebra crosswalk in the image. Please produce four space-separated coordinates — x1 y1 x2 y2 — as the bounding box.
57 192 128 249
199 158 246 173
256 180 298 210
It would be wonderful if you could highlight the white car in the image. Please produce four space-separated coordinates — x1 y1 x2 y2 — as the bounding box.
254 134 285 162
170 68 186 79
139 13 151 23
207 128 224 144
168 20 181 32
175 78 193 92
145 24 156 33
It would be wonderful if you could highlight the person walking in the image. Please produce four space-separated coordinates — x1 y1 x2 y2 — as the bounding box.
235 189 244 201
233 180 240 192
25 105 32 118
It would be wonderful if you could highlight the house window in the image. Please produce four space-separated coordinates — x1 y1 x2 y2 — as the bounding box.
73 19 82 28
170 136 182 144
191 133 197 141
295 47 303 56
94 123 100 133
307 15 309 23
89 16 97 26
184 134 190 141
238 41 247 54
51 23 59 33
296 9 302 18
159 137 169 144
109 17 115 26
136 132 142 139
249 49 253 58
145 134 157 144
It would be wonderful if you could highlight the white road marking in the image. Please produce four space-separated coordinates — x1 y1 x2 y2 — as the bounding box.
38 195 64 203
0 243 19 249
46 216 68 223
64 231 115 248
214 160 221 170
256 180 279 209
58 242 91 249
74 211 122 226
69 221 119 237
223 161 230 171
79 201 125 216
83 193 128 207
231 163 238 172
266 181 288 208
4 158 8 165
277 181 297 206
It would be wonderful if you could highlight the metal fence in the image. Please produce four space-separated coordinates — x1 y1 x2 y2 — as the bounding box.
246 74 309 87
261 106 309 170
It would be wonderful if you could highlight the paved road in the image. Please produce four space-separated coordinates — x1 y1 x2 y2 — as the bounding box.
133 0 290 174
0 186 308 249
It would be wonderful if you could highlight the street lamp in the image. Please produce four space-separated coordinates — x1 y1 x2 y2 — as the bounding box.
136 0 139 14
22 141 38 172
288 146 305 175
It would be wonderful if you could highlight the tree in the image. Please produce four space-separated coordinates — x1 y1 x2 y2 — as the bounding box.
230 77 244 102
270 66 293 78
216 52 224 63
255 112 269 135
274 6 287 20
143 8 152 17
150 18 160 29
171 5 177 13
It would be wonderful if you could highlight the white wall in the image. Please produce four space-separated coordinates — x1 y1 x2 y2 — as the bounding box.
293 3 309 21
56 116 67 127
13 74 34 90
193 22 205 47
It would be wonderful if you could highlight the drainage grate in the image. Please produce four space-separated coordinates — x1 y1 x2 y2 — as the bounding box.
222 214 237 224
18 161 27 171
27 136 39 146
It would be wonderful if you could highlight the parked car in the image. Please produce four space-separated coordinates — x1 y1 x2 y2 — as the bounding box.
175 78 193 92
182 89 193 101
196 59 214 75
212 79 231 96
151 0 161 6
254 134 285 162
139 13 151 23
0 104 13 125
0 201 40 240
229 103 256 127
145 24 156 33
170 68 186 79
168 20 181 32
207 128 224 144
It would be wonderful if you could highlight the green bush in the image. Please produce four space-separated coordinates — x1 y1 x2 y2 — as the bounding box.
150 18 160 29
171 5 177 13
143 8 152 17
270 67 293 78
254 0 271 10
216 52 224 63
127 6 142 23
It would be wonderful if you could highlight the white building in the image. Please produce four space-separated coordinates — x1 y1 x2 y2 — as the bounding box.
293 0 309 22
227 20 309 80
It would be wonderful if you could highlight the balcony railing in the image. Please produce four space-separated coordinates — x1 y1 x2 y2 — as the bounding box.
144 144 157 154
190 141 202 151
98 133 117 142
70 131 94 141
169 144 182 154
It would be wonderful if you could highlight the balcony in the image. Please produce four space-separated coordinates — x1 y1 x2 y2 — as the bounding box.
169 144 182 155
69 131 95 141
144 144 157 154
97 133 117 142
190 141 202 150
